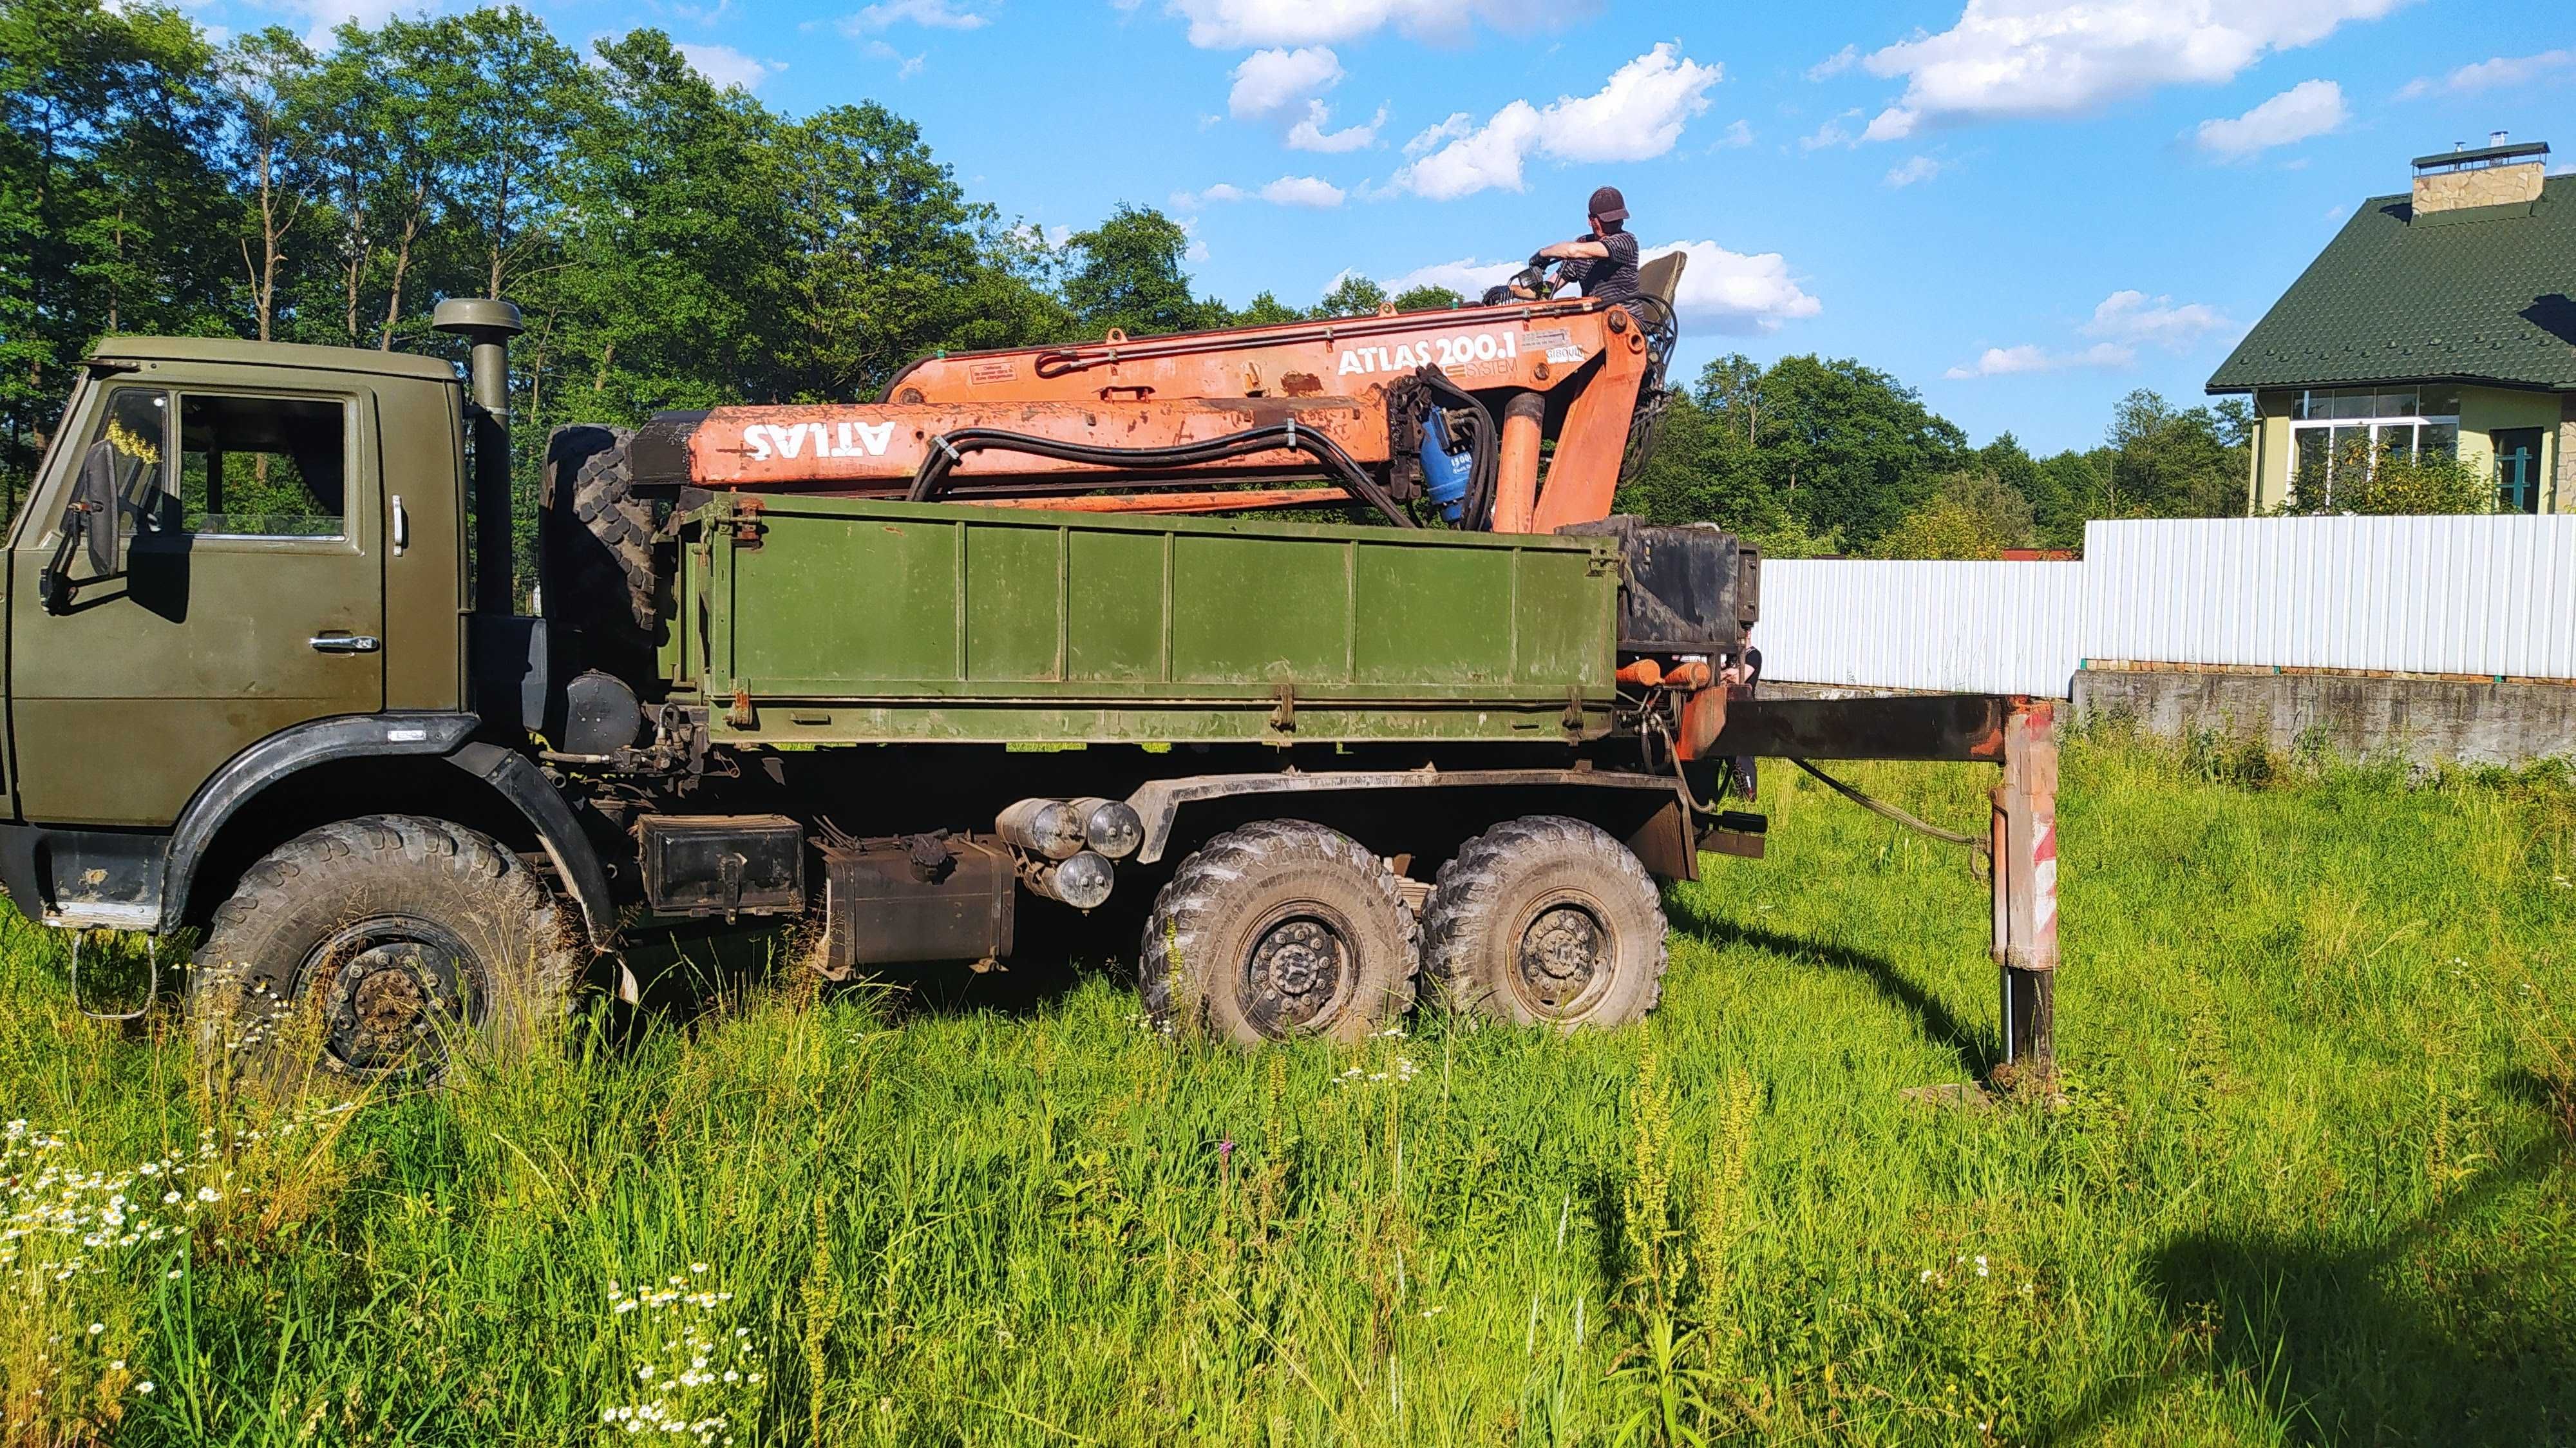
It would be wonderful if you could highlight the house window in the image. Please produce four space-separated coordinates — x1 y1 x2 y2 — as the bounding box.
2286 386 2461 506
2493 428 2546 514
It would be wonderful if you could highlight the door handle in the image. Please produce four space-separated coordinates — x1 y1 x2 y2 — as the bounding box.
391 494 409 556
310 633 381 654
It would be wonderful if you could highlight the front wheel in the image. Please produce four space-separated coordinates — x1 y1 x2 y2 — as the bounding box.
191 815 580 1092
1140 821 1419 1046
1422 815 1669 1031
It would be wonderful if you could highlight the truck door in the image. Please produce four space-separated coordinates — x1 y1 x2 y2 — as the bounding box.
8 371 384 827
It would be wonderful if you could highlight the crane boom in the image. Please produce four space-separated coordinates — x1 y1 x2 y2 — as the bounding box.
649 274 1681 535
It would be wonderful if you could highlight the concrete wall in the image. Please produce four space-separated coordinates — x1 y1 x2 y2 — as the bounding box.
2073 667 2576 767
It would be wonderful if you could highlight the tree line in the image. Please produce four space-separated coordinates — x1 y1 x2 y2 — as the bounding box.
1615 359 2262 557
6 0 2362 560
0 1 1469 511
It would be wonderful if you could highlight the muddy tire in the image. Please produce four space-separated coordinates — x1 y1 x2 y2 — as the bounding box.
1422 815 1669 1031
540 424 657 649
1140 821 1419 1046
191 815 579 1092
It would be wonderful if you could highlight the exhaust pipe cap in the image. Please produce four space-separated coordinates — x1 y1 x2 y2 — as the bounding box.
432 298 525 339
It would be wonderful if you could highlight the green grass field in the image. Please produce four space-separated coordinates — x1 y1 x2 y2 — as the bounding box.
3 732 2571 1447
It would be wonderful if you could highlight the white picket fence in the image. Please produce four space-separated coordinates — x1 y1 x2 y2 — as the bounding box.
1755 515 2576 696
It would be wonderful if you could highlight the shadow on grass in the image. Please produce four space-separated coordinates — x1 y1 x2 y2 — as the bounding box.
1663 895 2000 1077
614 896 1143 1033
2032 1139 2575 1446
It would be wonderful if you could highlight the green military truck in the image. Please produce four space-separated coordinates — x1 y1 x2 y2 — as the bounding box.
2 301 1800 1084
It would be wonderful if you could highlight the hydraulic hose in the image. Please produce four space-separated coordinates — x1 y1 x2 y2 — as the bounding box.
904 423 1419 528
1404 363 1501 531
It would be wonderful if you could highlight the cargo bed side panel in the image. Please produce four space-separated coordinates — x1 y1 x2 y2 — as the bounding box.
690 499 1616 745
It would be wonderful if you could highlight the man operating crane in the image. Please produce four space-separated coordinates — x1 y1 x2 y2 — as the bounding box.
1492 186 1641 305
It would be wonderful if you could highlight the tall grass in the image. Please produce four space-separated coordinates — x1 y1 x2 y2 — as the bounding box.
2 732 2570 1445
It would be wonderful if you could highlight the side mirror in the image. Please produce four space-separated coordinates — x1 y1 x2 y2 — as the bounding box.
40 441 122 613
77 441 120 576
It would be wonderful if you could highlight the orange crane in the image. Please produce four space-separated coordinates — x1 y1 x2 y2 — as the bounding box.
627 252 1685 535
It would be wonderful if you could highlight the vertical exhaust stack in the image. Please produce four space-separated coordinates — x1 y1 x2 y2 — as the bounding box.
434 298 526 616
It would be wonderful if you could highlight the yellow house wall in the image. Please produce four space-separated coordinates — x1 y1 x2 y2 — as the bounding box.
2244 384 2565 513
2458 386 2562 512
2251 391 2295 511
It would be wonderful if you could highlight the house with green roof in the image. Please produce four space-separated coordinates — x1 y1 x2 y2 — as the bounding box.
2207 138 2574 515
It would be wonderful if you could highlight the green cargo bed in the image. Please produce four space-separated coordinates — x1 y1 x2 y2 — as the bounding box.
668 497 1621 746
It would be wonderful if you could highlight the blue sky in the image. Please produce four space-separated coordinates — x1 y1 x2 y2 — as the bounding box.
198 0 2570 453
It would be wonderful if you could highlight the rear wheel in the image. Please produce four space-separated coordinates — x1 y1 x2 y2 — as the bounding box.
1422 815 1669 1030
1141 821 1419 1046
191 815 579 1092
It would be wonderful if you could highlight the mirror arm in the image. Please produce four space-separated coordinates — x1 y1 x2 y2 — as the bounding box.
40 508 86 613
39 503 118 615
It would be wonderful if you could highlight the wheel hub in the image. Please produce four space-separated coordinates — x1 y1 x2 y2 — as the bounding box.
312 920 473 1076
1516 904 1606 1015
1243 916 1350 1034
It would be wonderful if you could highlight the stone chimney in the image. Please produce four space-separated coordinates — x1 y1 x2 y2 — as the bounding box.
2411 135 2549 214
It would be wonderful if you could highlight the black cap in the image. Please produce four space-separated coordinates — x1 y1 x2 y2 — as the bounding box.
1587 185 1629 223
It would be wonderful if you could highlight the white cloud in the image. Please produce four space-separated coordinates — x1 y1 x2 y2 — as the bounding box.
1396 44 1721 198
2081 289 2237 349
1182 175 1348 207
1537 45 1722 162
1229 45 1341 119
2397 49 2573 100
1944 342 2132 378
1858 0 2401 135
1861 108 1917 142
1806 44 1857 81
1260 175 1347 206
1403 113 1474 157
2324 202 2352 223
862 39 928 76
1800 110 1862 150
1287 100 1387 151
1162 0 1562 48
1651 240 1822 334
1403 101 1546 198
676 43 781 91
1948 289 2232 380
1230 47 1382 151
1376 240 1822 332
266 0 407 46
843 0 989 33
2193 79 2345 159
1884 155 1943 187
1715 119 1754 149
1384 255 1524 296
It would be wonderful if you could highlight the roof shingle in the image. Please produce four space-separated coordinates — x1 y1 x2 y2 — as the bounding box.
2206 173 2576 394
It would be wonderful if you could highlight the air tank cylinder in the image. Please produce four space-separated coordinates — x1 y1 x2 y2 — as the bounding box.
997 797 1144 861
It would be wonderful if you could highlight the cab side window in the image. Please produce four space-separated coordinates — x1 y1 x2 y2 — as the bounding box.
175 394 346 538
90 389 172 535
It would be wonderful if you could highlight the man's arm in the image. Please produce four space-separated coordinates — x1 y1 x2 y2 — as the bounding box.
1539 238 1611 261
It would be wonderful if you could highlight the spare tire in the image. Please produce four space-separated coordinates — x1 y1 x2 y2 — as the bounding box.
540 424 658 660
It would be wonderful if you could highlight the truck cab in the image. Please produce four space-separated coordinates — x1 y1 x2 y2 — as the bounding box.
1 339 482 927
